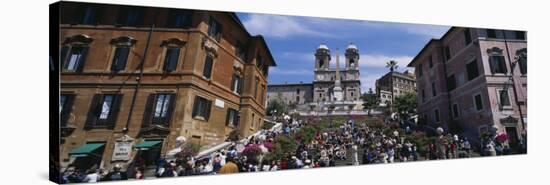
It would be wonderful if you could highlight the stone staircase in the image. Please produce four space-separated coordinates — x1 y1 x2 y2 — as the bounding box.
333 147 365 166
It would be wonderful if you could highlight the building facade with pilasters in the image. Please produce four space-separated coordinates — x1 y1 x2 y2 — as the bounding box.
57 1 275 171
408 27 527 148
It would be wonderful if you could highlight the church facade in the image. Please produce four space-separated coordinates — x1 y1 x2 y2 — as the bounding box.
267 43 363 113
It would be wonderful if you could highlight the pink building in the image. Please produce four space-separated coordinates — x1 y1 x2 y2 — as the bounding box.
408 27 527 148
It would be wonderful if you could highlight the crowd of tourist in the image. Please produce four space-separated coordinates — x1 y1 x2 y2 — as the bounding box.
60 115 523 183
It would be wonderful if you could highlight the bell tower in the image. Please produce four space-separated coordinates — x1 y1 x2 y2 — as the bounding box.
315 43 331 70
345 42 359 70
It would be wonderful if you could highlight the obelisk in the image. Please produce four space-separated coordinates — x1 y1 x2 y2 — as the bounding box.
333 48 343 101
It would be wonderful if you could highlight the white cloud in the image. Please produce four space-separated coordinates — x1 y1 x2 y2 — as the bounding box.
242 14 333 38
280 52 315 61
361 21 449 38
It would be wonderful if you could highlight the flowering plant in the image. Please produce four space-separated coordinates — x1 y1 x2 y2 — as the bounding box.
495 133 508 143
241 144 263 159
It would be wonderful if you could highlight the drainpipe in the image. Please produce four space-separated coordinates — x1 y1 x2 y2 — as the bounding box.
502 30 526 130
124 24 155 132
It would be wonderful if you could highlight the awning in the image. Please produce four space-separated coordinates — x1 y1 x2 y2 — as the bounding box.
134 140 162 150
69 143 105 157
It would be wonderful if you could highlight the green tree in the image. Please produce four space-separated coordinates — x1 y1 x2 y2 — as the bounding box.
393 92 417 120
361 88 379 115
266 94 287 116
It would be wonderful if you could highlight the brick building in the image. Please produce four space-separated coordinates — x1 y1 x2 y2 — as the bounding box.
407 27 526 147
57 2 275 171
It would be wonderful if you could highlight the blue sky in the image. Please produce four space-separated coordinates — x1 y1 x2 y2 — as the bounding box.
237 13 450 93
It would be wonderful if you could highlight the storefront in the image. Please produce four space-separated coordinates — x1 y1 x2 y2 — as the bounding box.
68 142 105 170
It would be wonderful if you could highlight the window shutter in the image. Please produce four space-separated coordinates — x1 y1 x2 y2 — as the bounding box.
142 93 157 128
501 56 508 74
60 46 69 68
76 47 89 73
84 94 102 130
60 94 75 127
204 100 212 121
106 94 123 129
163 93 177 126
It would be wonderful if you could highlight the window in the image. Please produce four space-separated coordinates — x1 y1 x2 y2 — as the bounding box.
489 55 508 74
349 59 356 67
319 59 325 68
116 7 145 27
444 46 451 61
226 108 239 126
431 82 437 97
166 9 192 28
203 55 214 79
514 31 526 40
111 47 130 71
62 45 89 72
487 29 497 38
143 93 176 126
428 55 434 68
447 74 456 91
153 94 172 119
192 96 212 121
73 4 101 25
231 75 243 94
474 94 484 111
464 28 472 45
466 60 480 80
164 48 180 72
60 94 75 127
498 89 511 107
434 109 440 123
296 96 300 103
85 94 123 129
296 89 301 94
235 40 247 61
208 17 223 41
452 103 460 119
99 95 114 119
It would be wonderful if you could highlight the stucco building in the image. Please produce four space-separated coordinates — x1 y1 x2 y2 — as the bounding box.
56 2 275 171
408 27 527 148
375 70 417 106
